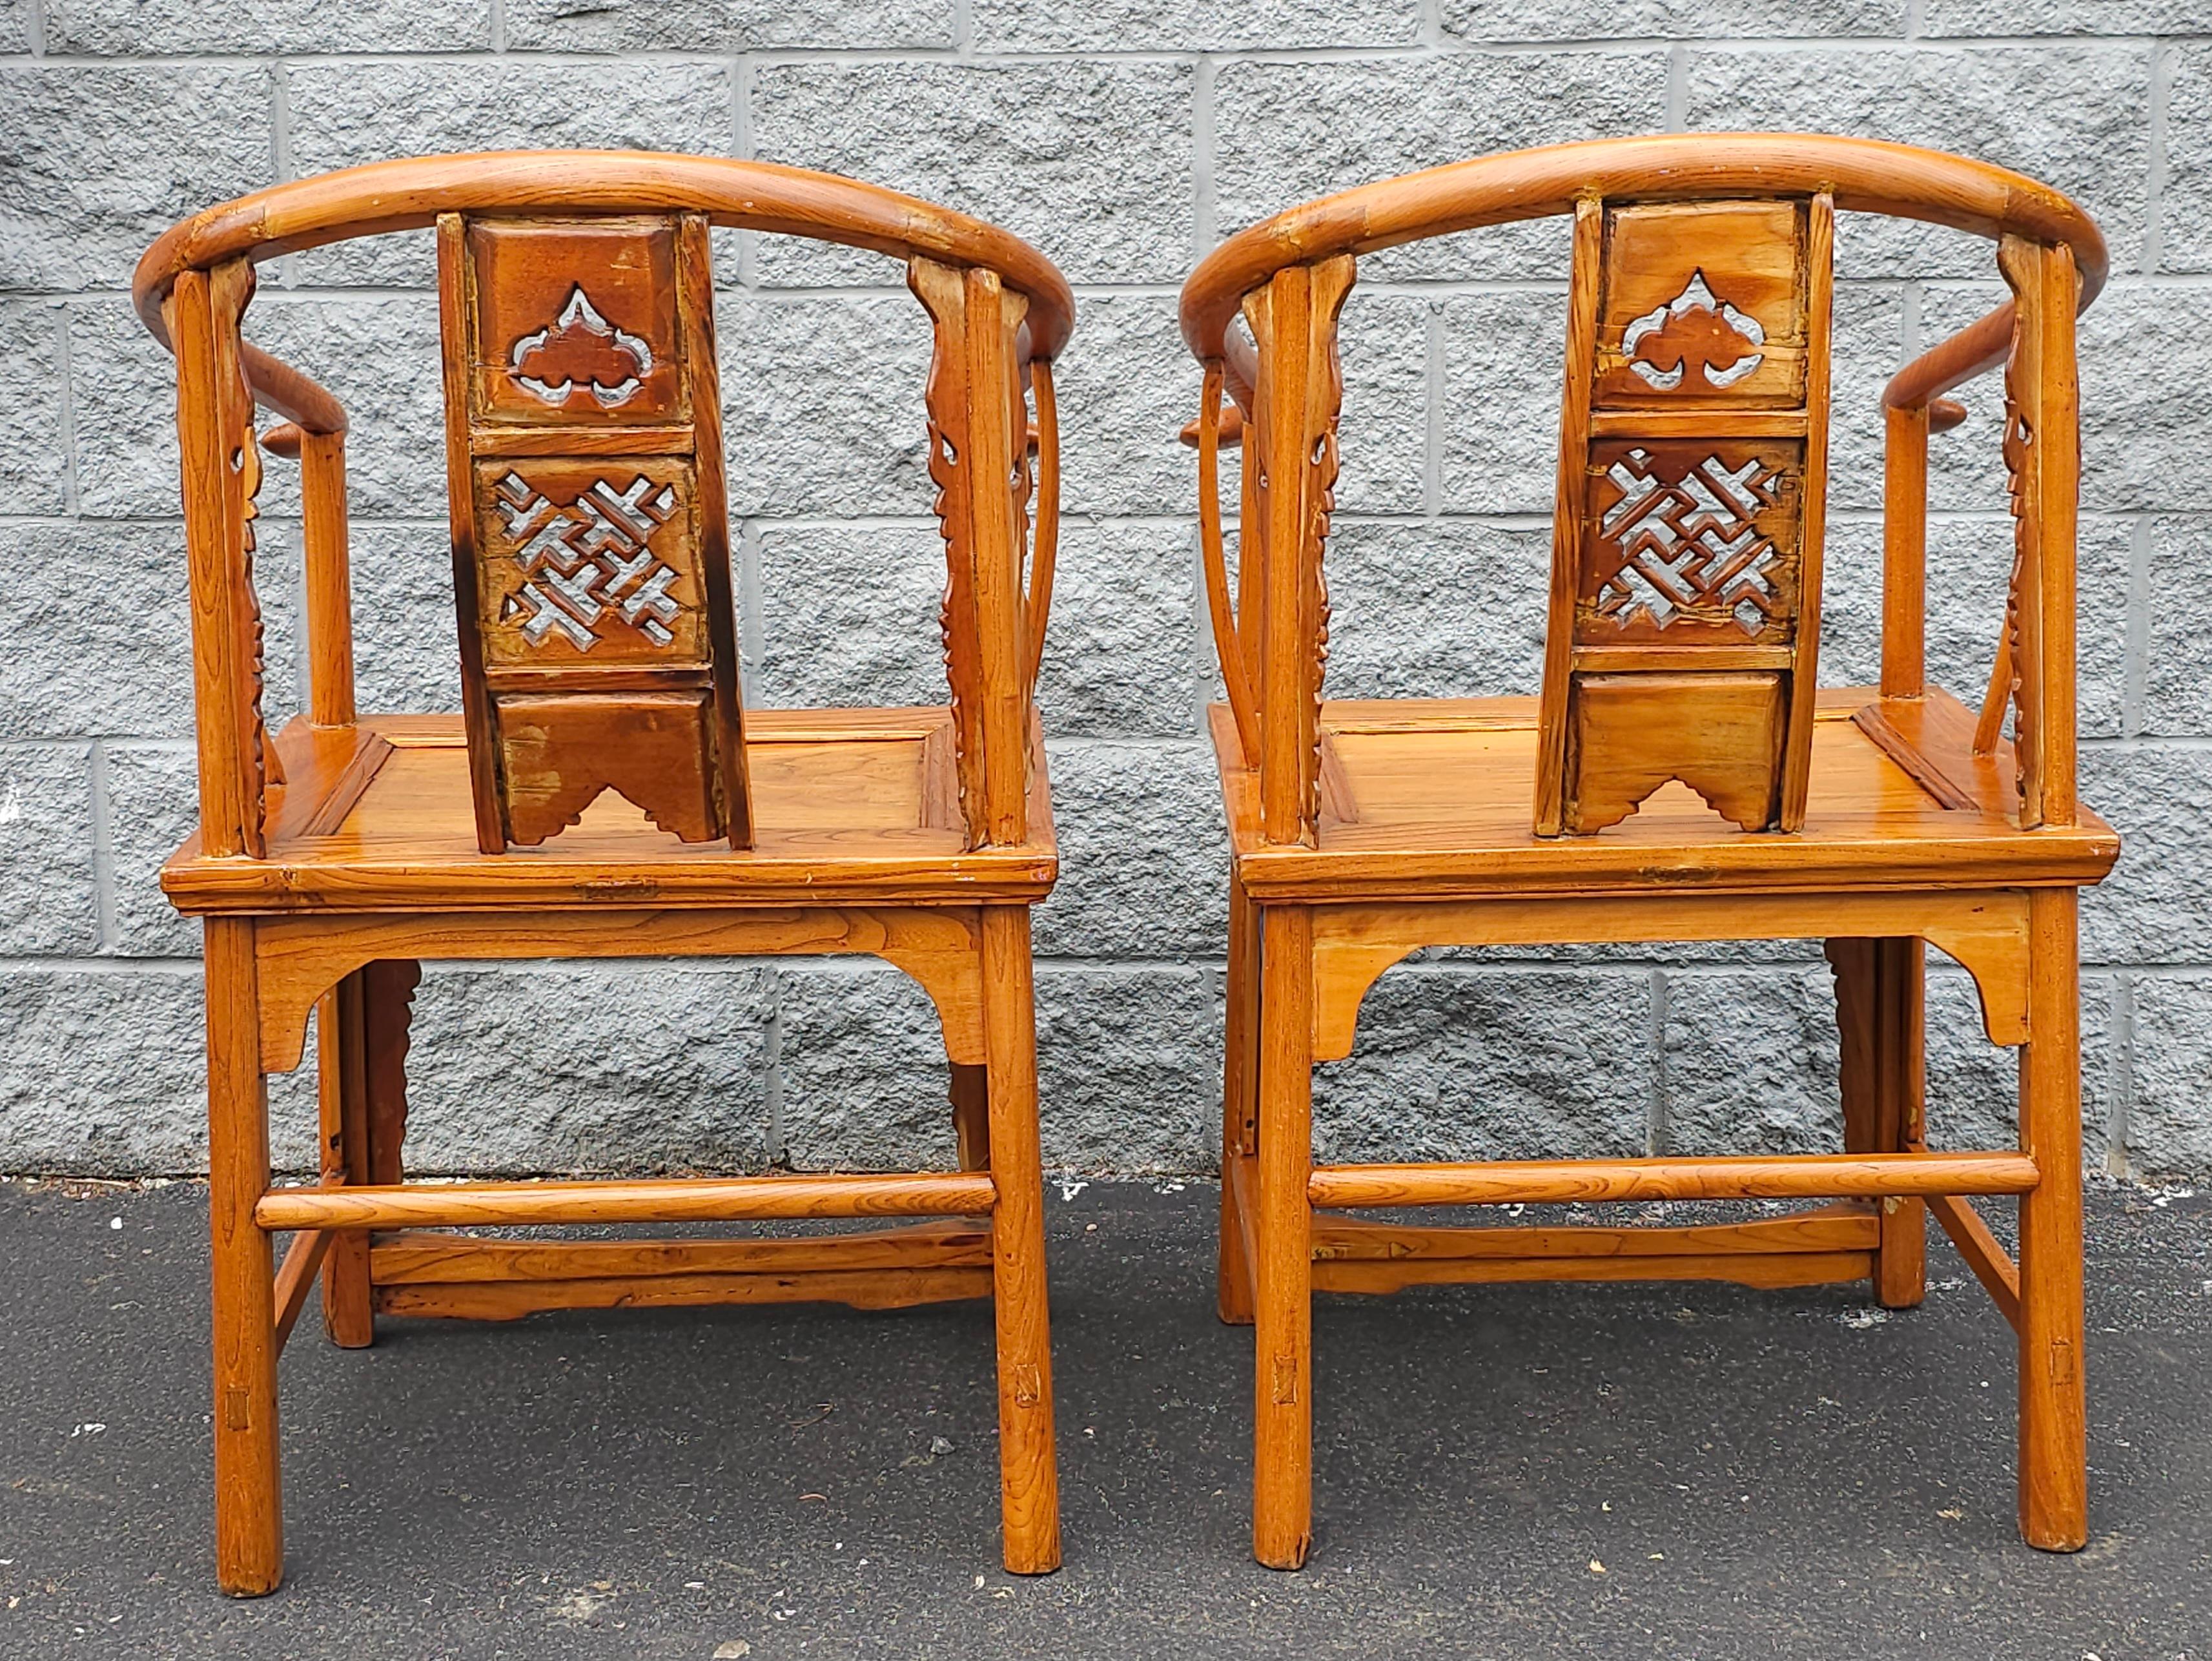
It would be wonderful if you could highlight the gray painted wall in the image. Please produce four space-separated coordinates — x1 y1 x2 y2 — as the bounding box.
0 1 2202 1178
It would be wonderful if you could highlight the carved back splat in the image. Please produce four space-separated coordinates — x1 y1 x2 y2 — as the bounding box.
1536 194 1835 836
436 212 750 852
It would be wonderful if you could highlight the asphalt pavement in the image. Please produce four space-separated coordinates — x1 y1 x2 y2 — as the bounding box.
1 1176 2206 1660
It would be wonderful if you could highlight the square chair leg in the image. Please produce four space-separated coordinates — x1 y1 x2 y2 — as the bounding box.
1252 905 1314 1570
2018 890 2087 1551
981 907 1061 1574
205 917 283 1596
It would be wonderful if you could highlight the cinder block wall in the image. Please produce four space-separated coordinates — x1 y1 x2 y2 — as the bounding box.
1 3 2202 1178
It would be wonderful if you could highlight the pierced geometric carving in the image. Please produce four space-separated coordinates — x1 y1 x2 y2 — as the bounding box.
507 286 654 410
473 459 702 667
1622 269 1767 391
494 471 682 648
1579 441 1800 645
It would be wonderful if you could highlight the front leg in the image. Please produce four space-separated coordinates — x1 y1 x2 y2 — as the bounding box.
1252 905 1314 1569
205 918 283 1594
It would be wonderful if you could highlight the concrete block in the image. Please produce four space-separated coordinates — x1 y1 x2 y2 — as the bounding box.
1819 513 2129 739
1321 519 1550 702
974 0 1417 50
1035 522 1196 739
506 0 948 49
2078 745 2212 967
2159 43 2212 273
0 745 97 955
2145 517 2212 738
752 61 1194 287
1213 54 1668 282
719 294 934 520
68 299 190 522
1034 739 1225 960
283 61 731 287
1314 965 1654 1164
344 523 467 717
0 302 68 515
0 966 207 1171
243 296 449 519
398 963 773 1175
100 745 201 960
2075 286 2212 515
0 67 272 290
1685 45 2151 279
1664 966 1841 1156
1037 965 1218 1172
1923 1 2212 34
775 961 954 1171
1047 293 1193 520
1336 291 1429 517
753 523 946 711
0 519 280 744
46 0 490 50
1444 0 1906 36
1439 287 1567 515
1923 966 2115 1168
2126 973 2212 1176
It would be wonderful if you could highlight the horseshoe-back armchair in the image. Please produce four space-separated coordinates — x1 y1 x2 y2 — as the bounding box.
137 152 1070 1593
1178 134 2118 1569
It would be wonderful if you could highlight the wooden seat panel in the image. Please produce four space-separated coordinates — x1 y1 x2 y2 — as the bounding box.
162 707 1056 913
1213 688 2115 901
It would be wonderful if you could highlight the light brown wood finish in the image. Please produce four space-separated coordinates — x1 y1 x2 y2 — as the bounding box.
143 154 1069 1593
1306 1151 2038 1209
313 975 373 1346
1180 136 2112 1567
203 916 280 1595
1253 905 1315 1569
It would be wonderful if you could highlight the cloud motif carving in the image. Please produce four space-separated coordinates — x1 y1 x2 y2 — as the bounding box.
507 286 654 409
1621 270 1767 391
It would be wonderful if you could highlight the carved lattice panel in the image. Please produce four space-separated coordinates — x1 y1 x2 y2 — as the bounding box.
1576 439 1803 646
440 211 747 852
473 459 704 665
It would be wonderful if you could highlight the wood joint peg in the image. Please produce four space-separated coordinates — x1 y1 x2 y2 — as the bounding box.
223 1387 253 1431
1883 1195 1905 1214
1270 1354 1299 1405
1012 1363 1043 1409
2047 1337 2078 1387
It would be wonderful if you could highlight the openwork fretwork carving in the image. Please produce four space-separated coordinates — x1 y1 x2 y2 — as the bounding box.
508 286 653 409
1304 319 1347 832
490 469 684 650
217 269 272 845
1997 314 2037 801
1585 444 1793 641
1622 269 1768 391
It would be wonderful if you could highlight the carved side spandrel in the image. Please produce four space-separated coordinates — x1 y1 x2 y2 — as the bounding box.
1300 256 1355 833
1995 234 2047 829
909 256 987 847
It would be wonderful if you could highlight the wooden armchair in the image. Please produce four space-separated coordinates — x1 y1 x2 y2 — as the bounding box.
135 152 1071 1593
1178 134 2118 1568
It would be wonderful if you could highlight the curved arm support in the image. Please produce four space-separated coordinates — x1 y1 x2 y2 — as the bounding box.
1182 134 2105 364
137 151 1074 362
